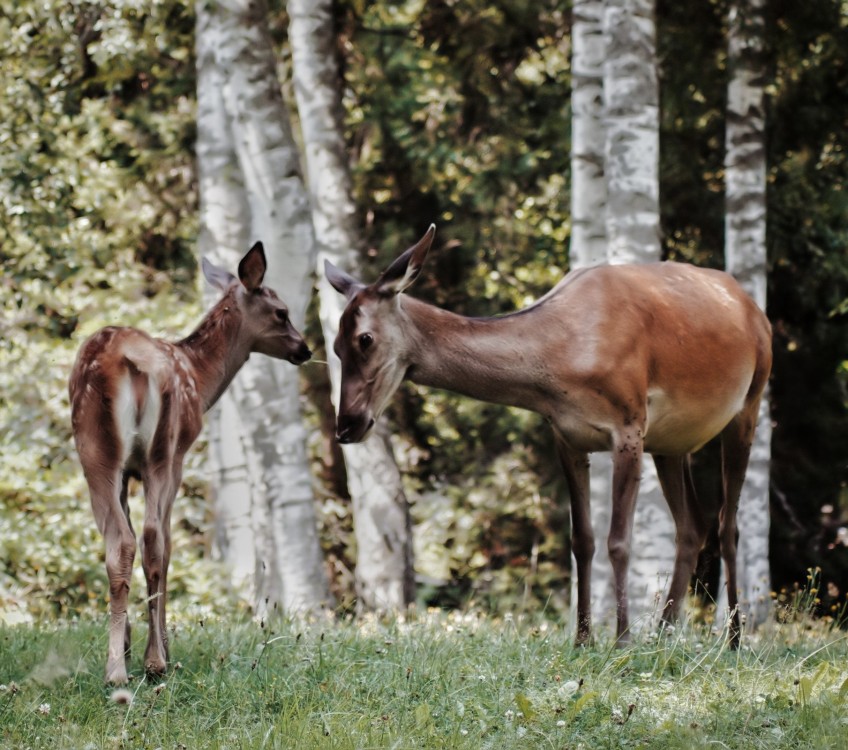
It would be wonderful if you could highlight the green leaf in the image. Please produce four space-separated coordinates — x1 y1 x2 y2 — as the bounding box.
515 692 536 721
414 702 434 730
567 691 598 723
838 675 848 701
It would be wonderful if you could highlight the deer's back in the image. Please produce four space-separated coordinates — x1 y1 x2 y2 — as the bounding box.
544 262 771 454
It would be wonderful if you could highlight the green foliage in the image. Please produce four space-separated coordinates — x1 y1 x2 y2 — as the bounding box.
0 0 207 620
2 614 848 748
765 0 848 605
336 0 574 614
343 0 571 308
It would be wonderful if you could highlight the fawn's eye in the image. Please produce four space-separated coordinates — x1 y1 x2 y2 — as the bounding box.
359 333 374 351
275 309 288 323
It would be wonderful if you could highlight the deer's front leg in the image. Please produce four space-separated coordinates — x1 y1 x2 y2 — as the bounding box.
608 432 644 646
555 434 594 646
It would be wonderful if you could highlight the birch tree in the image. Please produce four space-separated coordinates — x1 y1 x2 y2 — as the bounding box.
571 0 607 271
723 0 771 628
196 22 257 596
569 0 676 634
288 0 414 612
195 0 331 617
569 0 614 634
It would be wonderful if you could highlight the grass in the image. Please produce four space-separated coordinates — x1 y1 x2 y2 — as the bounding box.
2 610 848 749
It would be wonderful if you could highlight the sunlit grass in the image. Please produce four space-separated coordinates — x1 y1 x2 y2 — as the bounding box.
2 609 848 749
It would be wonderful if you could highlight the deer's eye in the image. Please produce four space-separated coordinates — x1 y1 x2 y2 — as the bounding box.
275 309 288 323
359 333 374 352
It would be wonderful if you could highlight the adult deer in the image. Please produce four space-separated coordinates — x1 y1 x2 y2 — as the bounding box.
70 243 311 684
326 225 772 647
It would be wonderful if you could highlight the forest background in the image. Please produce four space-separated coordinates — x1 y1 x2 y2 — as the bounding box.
0 0 846 630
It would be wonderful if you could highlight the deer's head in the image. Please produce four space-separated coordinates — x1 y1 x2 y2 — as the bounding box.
203 242 312 365
325 225 436 443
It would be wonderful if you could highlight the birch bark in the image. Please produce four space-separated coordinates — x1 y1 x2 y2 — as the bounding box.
723 0 771 628
571 0 608 270
196 0 332 616
569 0 615 635
196 5 261 601
288 0 414 612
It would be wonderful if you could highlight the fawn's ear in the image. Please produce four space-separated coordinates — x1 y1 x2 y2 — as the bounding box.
374 224 436 296
202 257 237 291
238 242 267 292
325 259 363 299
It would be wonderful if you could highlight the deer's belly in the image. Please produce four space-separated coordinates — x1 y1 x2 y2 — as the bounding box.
643 385 747 455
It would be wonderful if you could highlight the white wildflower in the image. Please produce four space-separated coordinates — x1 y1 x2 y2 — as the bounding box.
38 703 51 715
559 679 580 698
110 689 133 706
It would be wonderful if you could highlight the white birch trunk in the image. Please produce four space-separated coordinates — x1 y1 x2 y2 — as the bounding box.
196 16 262 601
722 0 771 628
569 0 615 635
196 0 332 616
571 0 608 269
600 0 675 631
288 0 415 612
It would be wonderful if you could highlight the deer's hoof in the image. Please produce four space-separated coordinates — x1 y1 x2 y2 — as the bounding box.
144 658 167 678
105 663 129 686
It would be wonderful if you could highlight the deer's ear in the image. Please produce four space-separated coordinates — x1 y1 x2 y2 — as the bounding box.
202 257 237 291
238 242 267 292
375 224 436 295
325 259 363 299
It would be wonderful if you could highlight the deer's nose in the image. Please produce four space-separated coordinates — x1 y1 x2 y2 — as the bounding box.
288 341 312 365
336 413 375 444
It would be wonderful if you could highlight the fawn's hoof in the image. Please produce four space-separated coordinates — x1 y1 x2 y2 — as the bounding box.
105 664 129 686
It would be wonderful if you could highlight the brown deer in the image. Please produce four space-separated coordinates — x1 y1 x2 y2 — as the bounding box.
70 243 311 684
325 225 772 647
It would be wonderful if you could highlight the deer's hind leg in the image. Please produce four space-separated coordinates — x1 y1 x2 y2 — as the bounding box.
654 454 709 626
85 464 137 685
118 473 135 662
718 404 759 647
140 464 176 678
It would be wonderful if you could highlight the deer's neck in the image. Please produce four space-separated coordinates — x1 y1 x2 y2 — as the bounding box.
402 297 555 413
178 294 251 411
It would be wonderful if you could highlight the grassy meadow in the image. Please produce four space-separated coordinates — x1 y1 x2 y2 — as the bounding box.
2 609 848 749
